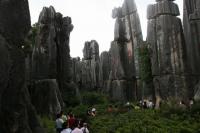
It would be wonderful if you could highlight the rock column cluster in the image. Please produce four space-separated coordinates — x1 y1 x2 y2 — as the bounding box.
147 0 188 105
81 40 100 90
31 6 74 115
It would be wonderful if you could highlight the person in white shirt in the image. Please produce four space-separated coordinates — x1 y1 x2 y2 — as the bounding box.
56 113 64 133
61 122 72 133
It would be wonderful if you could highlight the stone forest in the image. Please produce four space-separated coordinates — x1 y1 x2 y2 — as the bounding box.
1 0 200 133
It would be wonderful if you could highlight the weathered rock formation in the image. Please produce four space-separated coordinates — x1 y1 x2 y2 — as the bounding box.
30 79 63 117
31 6 74 113
147 0 188 104
81 40 100 90
72 57 82 86
194 81 200 101
183 0 200 98
0 0 43 132
107 0 143 101
99 51 111 93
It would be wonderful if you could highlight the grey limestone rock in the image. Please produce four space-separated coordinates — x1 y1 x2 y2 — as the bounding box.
99 51 111 92
107 0 143 101
83 40 99 60
80 40 100 91
147 0 188 101
183 0 200 99
194 81 200 101
147 0 180 19
122 0 137 16
112 7 123 19
31 6 74 114
183 0 200 75
110 80 136 101
32 6 57 80
0 0 31 46
72 57 82 85
30 79 64 117
32 6 73 92
0 0 44 132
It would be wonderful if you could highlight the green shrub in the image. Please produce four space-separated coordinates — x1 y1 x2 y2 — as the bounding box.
39 116 55 133
82 92 107 106
71 105 88 120
160 99 187 117
190 102 200 115
62 83 81 107
88 108 200 133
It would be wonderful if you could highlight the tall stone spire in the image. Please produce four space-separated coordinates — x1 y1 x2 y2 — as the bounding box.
107 0 143 101
147 0 188 106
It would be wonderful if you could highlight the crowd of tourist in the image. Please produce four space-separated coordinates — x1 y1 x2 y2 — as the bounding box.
55 108 96 133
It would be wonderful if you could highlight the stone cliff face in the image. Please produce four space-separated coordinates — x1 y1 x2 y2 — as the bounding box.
147 0 188 105
31 6 74 115
0 0 43 132
183 0 200 100
105 0 143 101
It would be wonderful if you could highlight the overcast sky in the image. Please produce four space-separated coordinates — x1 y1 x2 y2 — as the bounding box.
29 0 183 58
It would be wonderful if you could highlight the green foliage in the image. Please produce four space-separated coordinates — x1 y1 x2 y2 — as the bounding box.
62 83 81 107
62 91 81 107
88 108 200 133
23 23 39 55
159 99 186 117
85 99 200 133
70 105 89 120
81 92 108 106
39 116 55 133
190 102 200 115
138 42 152 83
30 23 39 45
39 96 200 133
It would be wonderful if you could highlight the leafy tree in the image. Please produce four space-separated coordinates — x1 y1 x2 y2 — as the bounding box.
23 23 39 55
138 41 153 98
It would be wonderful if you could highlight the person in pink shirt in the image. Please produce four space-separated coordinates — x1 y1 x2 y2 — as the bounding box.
71 120 83 133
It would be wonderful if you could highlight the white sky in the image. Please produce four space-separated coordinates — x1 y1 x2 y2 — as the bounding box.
29 0 183 58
